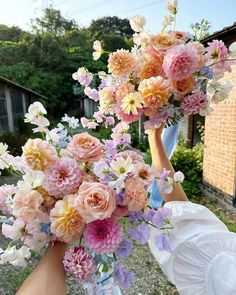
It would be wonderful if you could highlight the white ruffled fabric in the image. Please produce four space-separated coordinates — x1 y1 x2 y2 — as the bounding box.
148 201 236 295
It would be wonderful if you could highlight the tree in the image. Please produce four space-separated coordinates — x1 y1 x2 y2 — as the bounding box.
89 16 133 39
31 8 78 35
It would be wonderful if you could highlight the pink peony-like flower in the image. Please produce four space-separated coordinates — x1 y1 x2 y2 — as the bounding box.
123 179 147 212
163 44 200 80
187 41 206 70
138 76 170 108
108 49 136 78
50 195 85 243
63 246 95 280
206 39 231 73
75 182 116 223
66 133 104 163
180 91 208 115
12 190 43 221
22 138 58 171
113 151 145 165
0 184 17 215
84 218 123 253
42 158 82 197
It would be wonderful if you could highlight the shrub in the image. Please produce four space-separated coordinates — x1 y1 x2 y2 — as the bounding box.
0 132 27 156
171 141 203 198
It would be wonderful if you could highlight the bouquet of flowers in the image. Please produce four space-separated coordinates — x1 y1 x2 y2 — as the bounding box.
73 0 236 133
0 101 183 293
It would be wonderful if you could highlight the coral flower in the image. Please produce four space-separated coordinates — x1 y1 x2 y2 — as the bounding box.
115 82 135 101
22 138 58 171
50 195 85 243
121 92 143 115
171 76 195 97
84 218 123 253
123 179 148 212
108 49 136 78
66 133 104 163
43 158 82 197
138 53 164 81
138 76 170 108
163 44 199 80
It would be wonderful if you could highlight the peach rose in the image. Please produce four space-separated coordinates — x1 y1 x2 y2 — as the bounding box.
66 132 104 163
171 76 195 98
123 179 147 212
75 182 116 223
170 31 188 43
50 195 85 243
13 190 43 221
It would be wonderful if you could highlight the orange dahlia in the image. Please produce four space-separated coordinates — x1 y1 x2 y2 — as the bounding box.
138 76 170 108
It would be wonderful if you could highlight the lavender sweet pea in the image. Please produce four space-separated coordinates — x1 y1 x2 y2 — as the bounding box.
128 222 151 244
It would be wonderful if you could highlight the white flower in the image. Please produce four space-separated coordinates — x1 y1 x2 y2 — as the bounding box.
93 161 110 179
45 128 60 144
93 40 103 60
17 171 44 192
173 171 185 183
133 31 149 46
162 15 174 28
108 176 125 194
81 117 98 129
130 15 146 32
0 245 31 267
110 156 134 178
62 114 80 129
207 80 233 103
25 101 47 125
229 41 236 58
166 0 178 14
0 143 9 170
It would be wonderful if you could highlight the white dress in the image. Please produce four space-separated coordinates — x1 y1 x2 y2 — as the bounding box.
148 201 236 295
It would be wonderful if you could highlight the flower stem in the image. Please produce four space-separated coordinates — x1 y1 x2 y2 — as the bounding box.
97 273 113 285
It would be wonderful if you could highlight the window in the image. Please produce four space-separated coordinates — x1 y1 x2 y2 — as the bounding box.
0 83 8 134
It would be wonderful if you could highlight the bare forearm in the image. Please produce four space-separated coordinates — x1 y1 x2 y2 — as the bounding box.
16 242 67 295
149 129 188 202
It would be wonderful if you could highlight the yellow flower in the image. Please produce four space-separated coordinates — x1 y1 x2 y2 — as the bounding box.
50 195 85 243
22 138 58 171
121 92 143 115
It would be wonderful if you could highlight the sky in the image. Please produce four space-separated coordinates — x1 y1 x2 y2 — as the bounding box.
0 0 236 34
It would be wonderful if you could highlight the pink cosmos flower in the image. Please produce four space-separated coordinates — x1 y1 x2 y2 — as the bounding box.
66 133 104 163
42 158 82 197
84 218 123 253
63 246 95 280
12 190 43 221
0 184 17 215
113 151 145 165
123 179 147 212
75 182 116 223
180 91 208 115
163 44 199 80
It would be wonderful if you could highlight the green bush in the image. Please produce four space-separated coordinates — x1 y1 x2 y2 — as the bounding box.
0 132 27 156
171 141 203 198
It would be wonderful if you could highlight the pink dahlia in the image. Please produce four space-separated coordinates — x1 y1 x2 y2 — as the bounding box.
63 246 95 280
43 158 82 197
180 91 208 115
0 184 17 215
163 44 200 80
84 218 123 254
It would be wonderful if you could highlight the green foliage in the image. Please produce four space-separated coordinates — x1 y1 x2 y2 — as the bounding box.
171 141 204 198
129 121 149 152
0 132 27 156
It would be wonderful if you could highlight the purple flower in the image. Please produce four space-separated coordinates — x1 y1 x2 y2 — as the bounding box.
105 116 115 127
115 239 133 257
84 87 99 102
113 265 134 289
128 222 151 244
155 235 173 252
152 207 172 228
128 211 143 222
200 66 214 79
116 193 124 205
143 209 156 222
104 140 117 158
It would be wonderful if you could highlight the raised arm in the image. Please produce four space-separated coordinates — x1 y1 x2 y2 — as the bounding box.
16 242 67 295
148 127 188 203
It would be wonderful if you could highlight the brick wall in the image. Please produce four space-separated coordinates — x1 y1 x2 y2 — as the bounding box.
203 64 236 204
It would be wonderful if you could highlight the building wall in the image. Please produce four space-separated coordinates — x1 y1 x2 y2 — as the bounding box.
203 64 236 204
